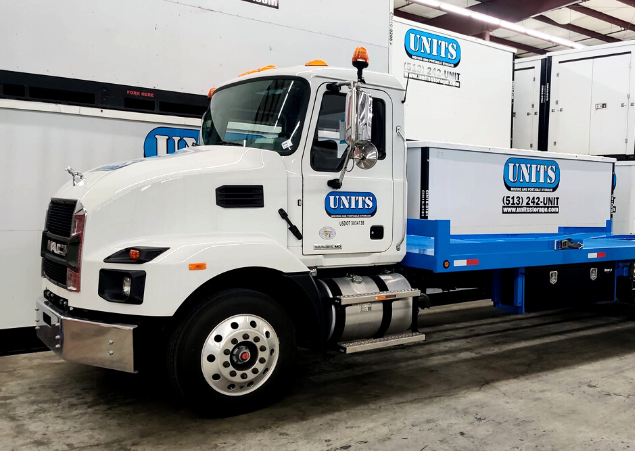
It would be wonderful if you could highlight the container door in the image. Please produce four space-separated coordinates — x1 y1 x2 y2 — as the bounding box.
589 54 631 156
512 66 540 150
552 59 593 154
302 84 394 255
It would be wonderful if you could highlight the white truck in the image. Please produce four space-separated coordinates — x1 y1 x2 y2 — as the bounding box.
35 49 634 416
1 0 515 348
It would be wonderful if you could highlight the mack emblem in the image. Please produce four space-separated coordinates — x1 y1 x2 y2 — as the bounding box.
47 240 67 257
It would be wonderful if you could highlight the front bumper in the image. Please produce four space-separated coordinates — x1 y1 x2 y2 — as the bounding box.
35 297 137 373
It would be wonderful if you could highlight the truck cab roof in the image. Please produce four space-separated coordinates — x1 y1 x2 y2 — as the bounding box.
218 65 406 92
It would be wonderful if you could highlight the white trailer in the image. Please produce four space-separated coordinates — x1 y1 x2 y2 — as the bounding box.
513 41 635 156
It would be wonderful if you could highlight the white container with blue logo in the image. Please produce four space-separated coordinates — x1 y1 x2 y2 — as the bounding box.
406 141 615 235
391 17 515 149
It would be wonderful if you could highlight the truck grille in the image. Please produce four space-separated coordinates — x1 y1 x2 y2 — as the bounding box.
45 199 77 237
42 258 67 286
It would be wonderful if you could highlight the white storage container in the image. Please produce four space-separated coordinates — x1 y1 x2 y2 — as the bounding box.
407 141 615 235
391 17 515 148
613 162 635 235
513 42 635 157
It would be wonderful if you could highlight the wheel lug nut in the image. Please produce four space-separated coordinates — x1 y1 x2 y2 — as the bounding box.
259 357 266 364
259 345 266 352
243 333 249 340
224 349 230 355
223 362 230 368
241 373 248 379
254 336 260 343
231 338 238 345
230 370 237 377
252 368 259 375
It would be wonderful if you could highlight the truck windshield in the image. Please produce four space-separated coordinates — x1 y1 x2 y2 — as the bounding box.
200 78 309 155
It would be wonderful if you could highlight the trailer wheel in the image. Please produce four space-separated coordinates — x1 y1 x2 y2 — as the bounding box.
167 289 296 416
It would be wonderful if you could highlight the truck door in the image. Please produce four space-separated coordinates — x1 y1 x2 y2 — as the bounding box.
302 84 393 255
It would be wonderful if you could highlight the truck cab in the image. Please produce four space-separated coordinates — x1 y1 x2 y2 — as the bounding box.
36 51 423 415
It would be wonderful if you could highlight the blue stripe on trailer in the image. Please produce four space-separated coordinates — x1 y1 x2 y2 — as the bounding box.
402 219 635 273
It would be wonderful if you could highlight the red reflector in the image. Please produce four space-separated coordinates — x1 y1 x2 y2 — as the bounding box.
467 259 479 266
598 252 606 258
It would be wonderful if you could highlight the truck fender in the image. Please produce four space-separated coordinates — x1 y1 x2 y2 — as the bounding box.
135 233 310 314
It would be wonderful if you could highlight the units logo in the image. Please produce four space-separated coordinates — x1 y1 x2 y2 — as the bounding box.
404 28 461 67
144 127 199 158
325 192 377 218
504 158 560 192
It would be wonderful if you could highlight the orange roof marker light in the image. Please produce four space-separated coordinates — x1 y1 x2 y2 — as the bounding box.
352 47 369 82
207 88 216 98
238 65 277 77
305 59 328 67
352 47 369 65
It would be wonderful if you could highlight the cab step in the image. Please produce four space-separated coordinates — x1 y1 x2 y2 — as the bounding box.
334 288 421 306
336 331 426 354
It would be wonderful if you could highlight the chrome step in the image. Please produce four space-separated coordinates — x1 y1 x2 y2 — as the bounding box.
334 288 421 306
337 331 426 354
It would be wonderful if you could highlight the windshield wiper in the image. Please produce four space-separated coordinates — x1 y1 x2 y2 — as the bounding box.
216 139 242 147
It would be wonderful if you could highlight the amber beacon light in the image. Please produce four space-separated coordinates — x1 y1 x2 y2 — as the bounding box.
352 47 369 66
352 47 369 82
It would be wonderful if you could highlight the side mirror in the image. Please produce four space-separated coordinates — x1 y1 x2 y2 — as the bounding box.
345 89 373 146
327 85 374 189
353 142 378 170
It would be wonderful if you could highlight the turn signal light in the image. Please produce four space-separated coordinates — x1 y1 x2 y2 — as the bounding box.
189 263 207 271
352 47 369 65
305 59 328 66
208 88 216 98
129 249 140 260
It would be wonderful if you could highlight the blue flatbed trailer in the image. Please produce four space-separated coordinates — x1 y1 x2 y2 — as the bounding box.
402 219 635 313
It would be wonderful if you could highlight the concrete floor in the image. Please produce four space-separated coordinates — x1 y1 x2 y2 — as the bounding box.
2 301 635 451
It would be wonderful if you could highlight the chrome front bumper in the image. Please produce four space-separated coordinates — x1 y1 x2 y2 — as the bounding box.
35 297 137 373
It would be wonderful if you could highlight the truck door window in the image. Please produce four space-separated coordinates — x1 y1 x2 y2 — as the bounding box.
311 92 386 172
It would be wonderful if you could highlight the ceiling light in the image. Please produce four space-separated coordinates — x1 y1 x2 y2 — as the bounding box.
407 0 585 50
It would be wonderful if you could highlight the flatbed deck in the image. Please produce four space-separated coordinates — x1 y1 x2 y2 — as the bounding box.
403 219 635 273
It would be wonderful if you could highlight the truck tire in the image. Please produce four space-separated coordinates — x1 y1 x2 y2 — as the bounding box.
166 288 296 416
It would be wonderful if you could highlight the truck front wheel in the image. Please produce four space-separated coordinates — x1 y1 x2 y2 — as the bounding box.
166 289 296 416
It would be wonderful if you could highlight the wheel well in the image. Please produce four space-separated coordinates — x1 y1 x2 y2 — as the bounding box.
174 267 325 351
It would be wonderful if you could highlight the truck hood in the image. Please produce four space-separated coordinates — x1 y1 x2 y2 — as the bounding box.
54 146 278 209
53 145 290 253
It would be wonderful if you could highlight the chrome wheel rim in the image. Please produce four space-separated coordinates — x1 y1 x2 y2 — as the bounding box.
201 314 280 396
